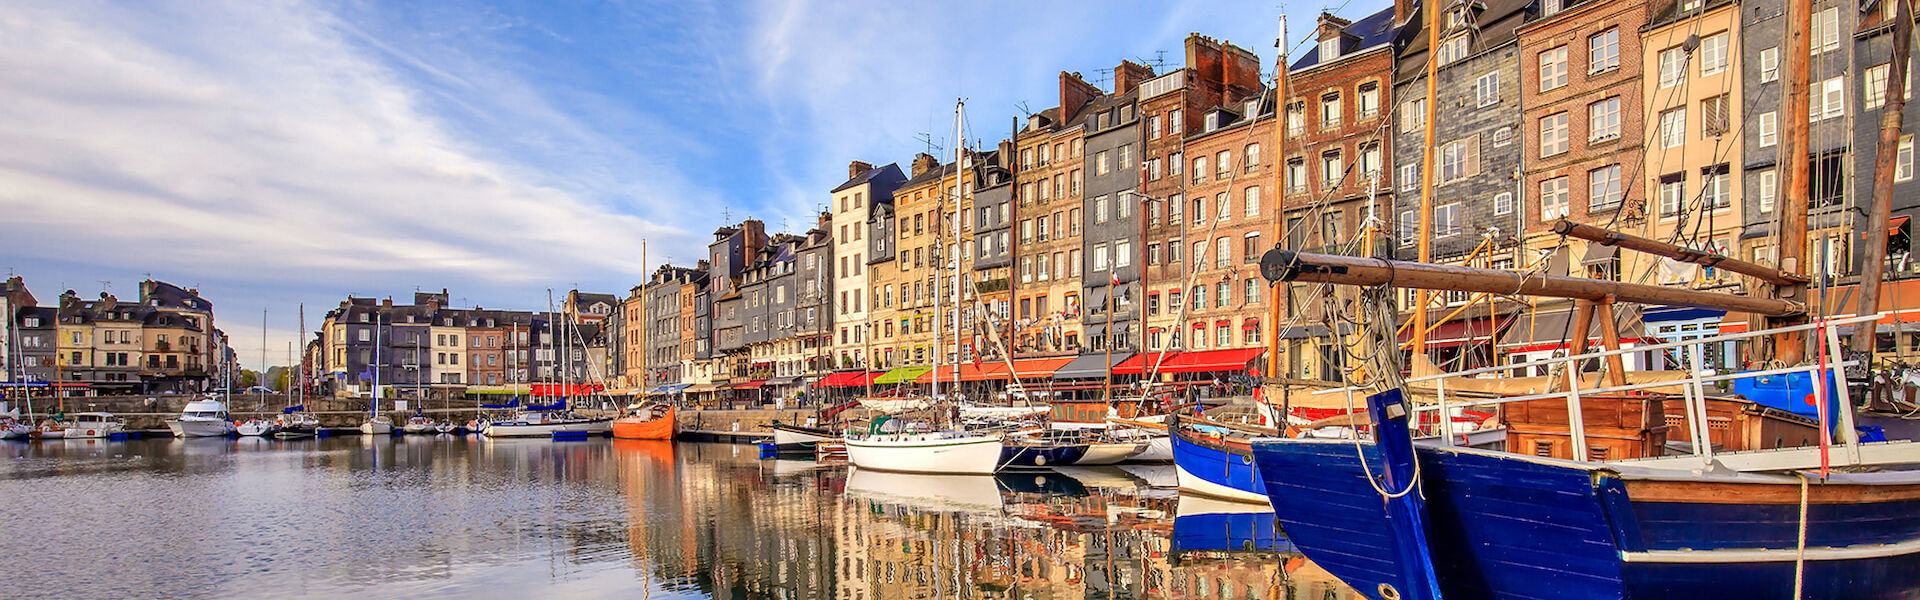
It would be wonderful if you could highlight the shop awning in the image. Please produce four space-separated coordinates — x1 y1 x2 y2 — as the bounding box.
1052 352 1138 379
1154 348 1265 373
766 377 800 386
1499 305 1647 352
917 363 1003 383
1004 356 1076 379
1110 352 1179 375
813 371 879 388
647 384 690 395
873 366 933 385
732 379 769 390
683 383 724 393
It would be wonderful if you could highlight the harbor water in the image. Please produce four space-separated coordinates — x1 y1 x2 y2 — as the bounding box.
0 436 1355 599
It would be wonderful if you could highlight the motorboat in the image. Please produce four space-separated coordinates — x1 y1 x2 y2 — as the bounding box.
235 418 275 437
0 416 30 440
611 403 676 440
433 421 462 435
167 399 237 437
62 412 126 439
480 411 612 438
400 415 437 435
359 416 393 435
272 412 319 438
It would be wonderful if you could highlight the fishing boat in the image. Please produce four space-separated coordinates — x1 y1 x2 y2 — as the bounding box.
611 403 675 440
61 412 124 439
400 414 436 435
999 433 1088 468
1167 413 1272 503
766 421 838 452
167 399 237 437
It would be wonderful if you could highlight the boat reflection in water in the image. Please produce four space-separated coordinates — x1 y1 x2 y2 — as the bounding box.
6 438 1356 599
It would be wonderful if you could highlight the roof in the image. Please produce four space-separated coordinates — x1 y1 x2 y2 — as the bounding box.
831 162 906 193
902 160 958 190
1289 8 1398 72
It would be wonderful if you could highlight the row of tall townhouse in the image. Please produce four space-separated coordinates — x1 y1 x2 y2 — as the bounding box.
2 277 227 396
569 0 1920 405
316 290 604 398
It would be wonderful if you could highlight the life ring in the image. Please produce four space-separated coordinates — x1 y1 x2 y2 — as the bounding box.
1033 454 1047 466
86 430 97 436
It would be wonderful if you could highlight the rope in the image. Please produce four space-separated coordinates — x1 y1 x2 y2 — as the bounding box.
1793 470 1810 600
1340 382 1420 499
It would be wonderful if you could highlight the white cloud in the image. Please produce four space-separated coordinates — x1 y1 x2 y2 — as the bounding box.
0 1 706 310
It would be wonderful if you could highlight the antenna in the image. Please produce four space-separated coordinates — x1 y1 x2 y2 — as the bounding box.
914 132 942 157
97 280 111 295
1014 101 1034 118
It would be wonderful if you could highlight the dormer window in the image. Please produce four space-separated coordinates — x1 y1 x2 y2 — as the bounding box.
1320 38 1342 61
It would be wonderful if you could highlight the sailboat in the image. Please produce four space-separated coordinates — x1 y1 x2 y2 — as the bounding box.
237 308 276 436
843 100 1004 475
481 294 611 438
275 307 319 438
360 314 392 435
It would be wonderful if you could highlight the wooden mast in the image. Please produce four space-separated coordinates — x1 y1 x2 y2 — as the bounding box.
1268 15 1289 383
1854 0 1914 351
1413 0 1443 363
1769 0 1816 363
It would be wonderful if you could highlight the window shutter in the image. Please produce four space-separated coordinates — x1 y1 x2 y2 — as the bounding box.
1466 133 1482 177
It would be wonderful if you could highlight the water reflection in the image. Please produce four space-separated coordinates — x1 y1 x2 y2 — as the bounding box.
1 437 1353 599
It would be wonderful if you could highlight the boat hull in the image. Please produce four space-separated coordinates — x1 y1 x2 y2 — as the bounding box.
999 442 1088 468
169 419 236 438
844 433 1003 475
482 418 613 438
769 423 838 450
1075 441 1147 465
1169 427 1266 503
235 421 274 437
359 420 392 435
612 407 676 440
1250 439 1920 600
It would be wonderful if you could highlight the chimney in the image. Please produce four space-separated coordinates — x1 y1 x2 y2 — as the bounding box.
1317 12 1352 39
382 297 394 309
848 160 873 180
1058 71 1101 115
1115 60 1155 93
911 153 939 177
1396 0 1418 27
818 211 833 231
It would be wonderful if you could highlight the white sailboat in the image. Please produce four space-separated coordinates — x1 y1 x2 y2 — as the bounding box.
360 310 391 435
482 291 611 438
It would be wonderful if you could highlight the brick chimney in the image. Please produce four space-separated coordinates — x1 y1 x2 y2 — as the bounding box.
1059 71 1101 114
848 160 873 180
911 153 939 177
1397 0 1419 26
1114 60 1155 93
818 211 833 231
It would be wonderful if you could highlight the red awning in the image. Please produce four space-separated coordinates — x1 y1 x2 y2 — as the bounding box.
917 363 1005 383
731 379 768 390
813 371 879 388
1154 348 1266 373
532 383 603 396
1111 352 1178 375
1242 319 1261 330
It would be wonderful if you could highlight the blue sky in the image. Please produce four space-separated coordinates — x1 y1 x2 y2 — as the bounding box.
0 0 1389 369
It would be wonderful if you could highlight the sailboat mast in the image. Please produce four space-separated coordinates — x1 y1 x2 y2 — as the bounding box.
1768 0 1816 364
936 99 961 402
298 303 306 409
371 307 380 419
1412 0 1443 363
640 240 648 399
1267 14 1290 383
1854 0 1914 350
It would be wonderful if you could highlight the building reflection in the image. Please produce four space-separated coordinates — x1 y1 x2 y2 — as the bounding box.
610 443 1355 600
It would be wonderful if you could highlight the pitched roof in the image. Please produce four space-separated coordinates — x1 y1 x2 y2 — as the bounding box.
831 162 907 193
1289 7 1398 72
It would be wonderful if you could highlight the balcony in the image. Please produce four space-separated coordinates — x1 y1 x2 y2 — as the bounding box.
974 278 1010 294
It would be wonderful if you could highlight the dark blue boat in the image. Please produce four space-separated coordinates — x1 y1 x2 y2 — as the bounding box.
999 439 1087 468
1169 415 1268 503
1252 436 1920 599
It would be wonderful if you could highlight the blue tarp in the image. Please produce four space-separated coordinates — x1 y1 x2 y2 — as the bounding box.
281 405 306 414
480 398 521 410
526 398 566 411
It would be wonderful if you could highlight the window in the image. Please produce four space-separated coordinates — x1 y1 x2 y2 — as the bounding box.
1169 152 1183 176
1401 98 1425 133
1701 94 1730 137
1539 46 1569 91
1094 196 1109 224
1147 114 1161 139
1216 150 1231 178
1760 47 1780 83
1541 112 1569 156
1658 47 1687 88
1702 167 1730 209
1541 176 1571 220
1815 77 1845 121
1321 212 1344 245
1286 158 1308 194
1244 143 1261 172
1286 102 1305 136
1660 108 1687 149
1700 33 1728 76
1435 203 1461 237
1589 165 1623 211
1398 210 1418 245
1757 169 1778 212
1811 8 1840 55
1115 240 1132 268
1759 111 1778 147
1439 136 1478 183
1244 231 1265 260
1491 127 1513 148
1320 37 1342 61
1095 150 1111 175
1475 71 1500 107
1217 193 1231 222
1146 157 1163 181
1589 97 1622 142
1437 34 1470 66
1147 242 1161 265
1866 64 1907 109
1901 136 1915 182
1169 109 1182 134
1321 151 1344 186
1093 244 1109 271
1321 92 1342 128
1244 281 1261 307
1589 29 1619 73
1192 155 1207 184
1494 192 1514 216
1168 237 1183 262
1358 82 1380 118
1400 163 1420 191
1244 187 1261 217
1658 176 1685 216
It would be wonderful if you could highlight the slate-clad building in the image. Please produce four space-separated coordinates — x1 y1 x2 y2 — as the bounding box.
1081 61 1154 353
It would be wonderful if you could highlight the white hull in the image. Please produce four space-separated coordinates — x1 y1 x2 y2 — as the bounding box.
772 427 838 447
0 424 29 440
360 420 393 435
32 428 67 439
235 421 273 437
845 468 1005 513
481 418 612 438
1176 493 1275 516
844 432 1004 475
169 419 236 438
1131 435 1174 462
1075 442 1148 465
1174 460 1269 504
401 424 436 434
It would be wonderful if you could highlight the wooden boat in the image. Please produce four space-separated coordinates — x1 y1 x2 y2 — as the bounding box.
611 403 675 440
767 421 837 452
844 430 1004 475
998 435 1088 468
1168 413 1275 504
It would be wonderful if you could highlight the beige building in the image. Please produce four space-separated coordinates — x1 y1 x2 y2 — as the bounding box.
1638 0 1744 291
430 312 466 386
1013 73 1099 357
829 161 905 370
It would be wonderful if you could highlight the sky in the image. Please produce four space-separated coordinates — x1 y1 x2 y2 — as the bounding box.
0 0 1390 370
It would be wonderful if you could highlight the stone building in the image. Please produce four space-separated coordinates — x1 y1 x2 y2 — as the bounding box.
1851 0 1913 277
875 153 955 368
794 216 835 393
968 146 1017 362
1080 60 1155 354
828 161 903 370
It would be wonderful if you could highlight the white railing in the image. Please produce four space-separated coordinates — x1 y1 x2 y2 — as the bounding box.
1314 312 1881 466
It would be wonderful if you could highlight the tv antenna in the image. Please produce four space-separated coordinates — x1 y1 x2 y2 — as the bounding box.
914 132 942 157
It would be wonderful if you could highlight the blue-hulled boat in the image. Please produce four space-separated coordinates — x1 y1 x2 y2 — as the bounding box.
999 437 1088 468
1171 494 1291 555
1168 414 1271 503
1253 370 1920 600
